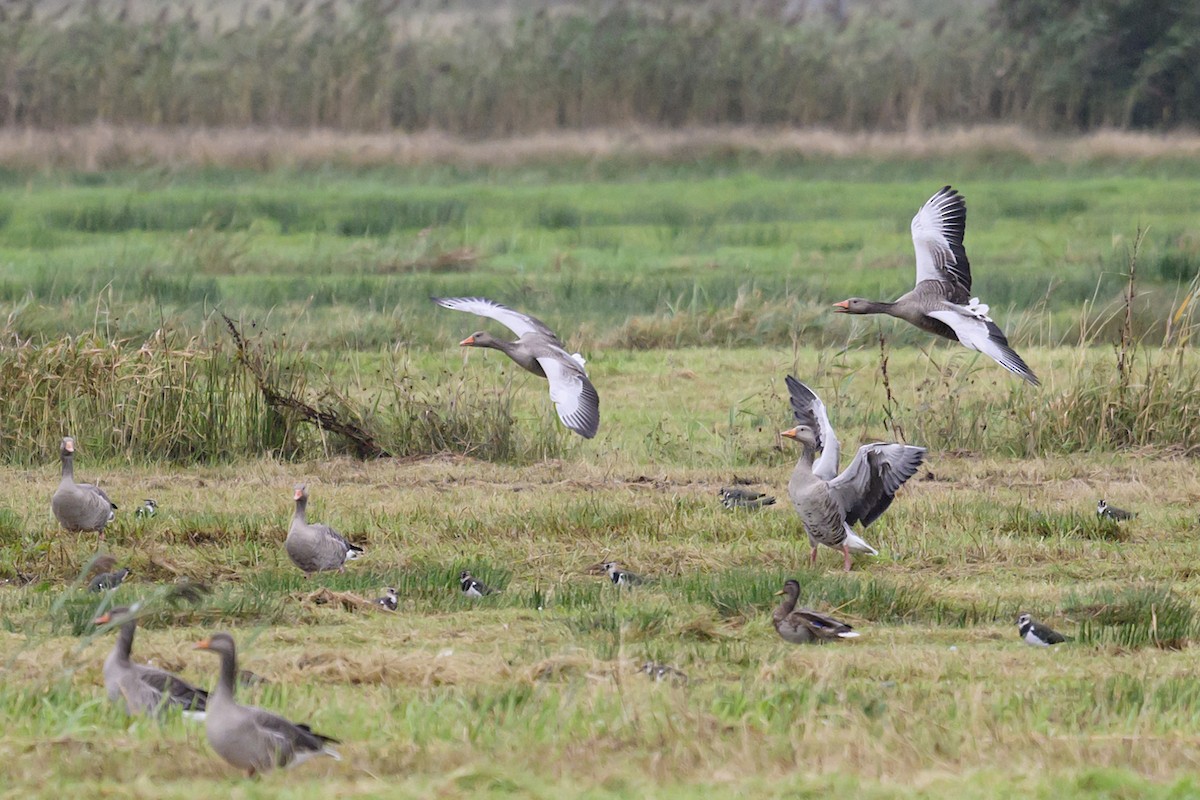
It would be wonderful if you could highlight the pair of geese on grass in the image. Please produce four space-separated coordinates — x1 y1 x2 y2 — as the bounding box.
432 184 1038 445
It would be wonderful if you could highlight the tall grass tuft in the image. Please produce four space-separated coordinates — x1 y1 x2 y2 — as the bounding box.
1066 586 1197 650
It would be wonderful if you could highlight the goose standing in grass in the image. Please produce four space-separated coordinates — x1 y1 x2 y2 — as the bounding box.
603 562 646 587
833 186 1039 385
432 296 600 439
719 487 776 510
93 605 208 717
286 485 364 576
89 567 131 593
782 376 926 571
51 437 117 534
1097 499 1137 521
459 571 495 598
374 587 398 611
1016 613 1067 646
772 579 860 644
195 633 340 777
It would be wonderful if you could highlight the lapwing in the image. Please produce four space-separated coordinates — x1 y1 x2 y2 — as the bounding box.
89 567 131 593
640 661 688 684
1016 612 1067 646
1097 499 1136 522
135 498 158 518
374 587 398 612
460 571 495 598
603 562 646 587
719 487 777 510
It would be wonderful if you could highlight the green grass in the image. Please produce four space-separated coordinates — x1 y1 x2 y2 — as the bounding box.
5 161 1200 797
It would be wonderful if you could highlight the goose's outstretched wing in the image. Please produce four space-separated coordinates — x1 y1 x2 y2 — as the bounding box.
785 375 840 481
537 356 600 439
432 297 562 344
911 185 972 292
827 443 926 527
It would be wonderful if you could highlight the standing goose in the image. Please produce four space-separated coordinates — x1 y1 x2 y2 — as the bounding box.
195 633 340 777
772 579 860 644
432 297 600 439
93 605 208 717
782 376 926 571
51 437 117 533
286 485 364 576
833 186 1039 385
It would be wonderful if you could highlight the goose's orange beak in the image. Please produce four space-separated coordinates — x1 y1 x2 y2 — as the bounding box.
93 612 112 625
459 335 475 346
780 427 799 439
832 300 850 312
293 489 303 501
195 638 211 650
64 440 74 453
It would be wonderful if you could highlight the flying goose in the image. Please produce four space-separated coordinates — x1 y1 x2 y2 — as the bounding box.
93 605 208 717
1016 613 1067 646
719 487 776 510
1097 499 1136 521
772 579 860 644
374 587 399 611
833 186 1039 385
286 485 364 576
432 296 600 438
602 562 646 587
51 437 117 533
195 632 340 777
459 571 495 598
782 376 926 571
89 567 131 593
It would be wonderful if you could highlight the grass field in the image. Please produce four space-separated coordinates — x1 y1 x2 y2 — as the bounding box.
3 153 1200 798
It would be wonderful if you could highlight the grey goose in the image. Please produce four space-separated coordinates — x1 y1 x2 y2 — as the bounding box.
195 632 340 777
782 376 925 571
93 605 208 717
433 297 600 439
772 579 860 644
51 437 117 534
286 485 364 576
1016 613 1067 646
1097 499 1136 521
719 487 777 510
833 186 1039 385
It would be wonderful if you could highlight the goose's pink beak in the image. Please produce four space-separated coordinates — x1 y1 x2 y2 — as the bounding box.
780 427 799 439
459 335 475 346
194 638 211 650
832 300 850 312
293 489 303 500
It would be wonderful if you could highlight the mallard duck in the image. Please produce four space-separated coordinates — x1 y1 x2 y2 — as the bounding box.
433 296 600 438
833 186 1038 384
286 485 364 576
772 579 860 644
195 632 340 777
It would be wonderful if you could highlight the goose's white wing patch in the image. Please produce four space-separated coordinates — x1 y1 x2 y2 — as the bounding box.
926 299 1039 385
911 185 972 291
536 356 600 439
432 297 545 339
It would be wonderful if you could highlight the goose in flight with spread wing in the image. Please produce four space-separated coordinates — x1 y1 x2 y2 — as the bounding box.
833 186 1038 385
781 376 926 571
433 297 600 438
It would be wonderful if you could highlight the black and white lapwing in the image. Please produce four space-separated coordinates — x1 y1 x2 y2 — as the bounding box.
135 498 158 518
1097 499 1136 522
603 561 647 587
89 567 131 593
640 661 688 684
1016 613 1067 646
374 587 398 611
719 487 777 510
460 571 496 598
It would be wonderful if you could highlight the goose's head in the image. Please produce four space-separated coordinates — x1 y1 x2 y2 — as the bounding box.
833 298 873 314
460 331 497 348
195 632 237 658
293 484 308 502
780 424 820 450
60 437 76 457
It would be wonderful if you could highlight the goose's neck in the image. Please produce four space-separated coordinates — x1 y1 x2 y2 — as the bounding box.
215 649 238 700
854 300 896 315
293 498 307 525
60 453 75 483
113 619 136 665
